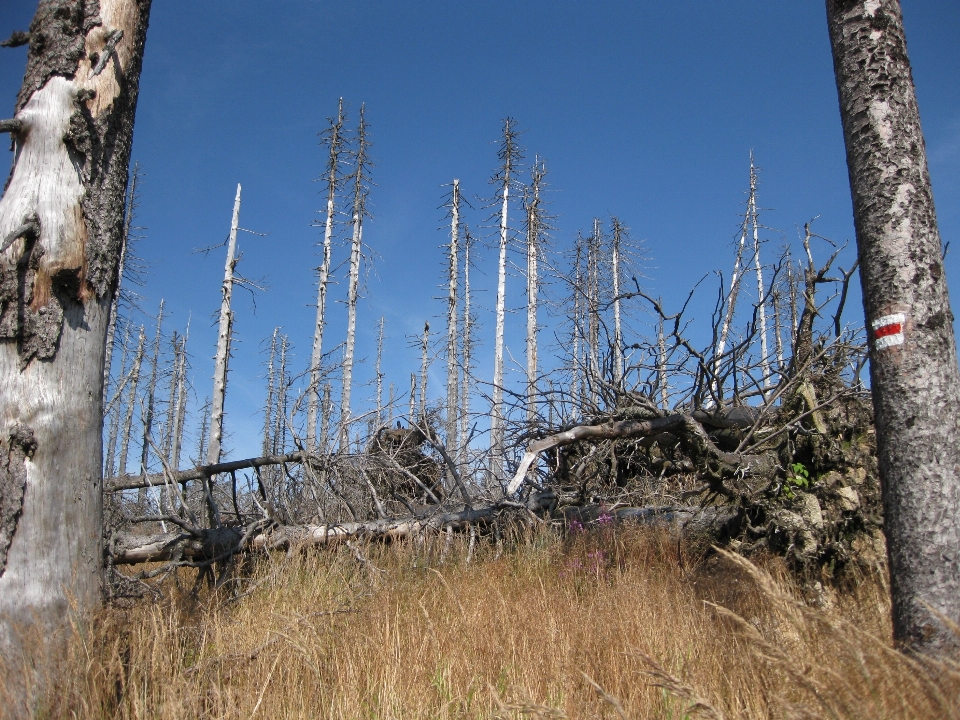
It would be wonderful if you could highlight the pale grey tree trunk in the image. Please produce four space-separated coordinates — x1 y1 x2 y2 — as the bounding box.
827 0 960 653
207 185 241 466
118 327 146 477
161 330 179 462
587 220 601 406
408 373 416 425
524 163 545 426
748 155 771 393
446 181 460 449
0 0 152 700
657 313 668 410
104 325 132 476
459 228 474 461
103 162 141 399
376 315 385 426
263 328 278 457
138 299 163 506
419 321 430 421
307 99 344 451
714 211 750 402
340 104 370 451
170 330 188 471
490 118 520 478
610 217 625 387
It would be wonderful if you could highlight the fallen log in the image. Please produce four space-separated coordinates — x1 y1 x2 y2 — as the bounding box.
109 499 725 565
105 452 305 492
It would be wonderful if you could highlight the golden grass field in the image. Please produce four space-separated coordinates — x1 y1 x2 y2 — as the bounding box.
6 525 959 719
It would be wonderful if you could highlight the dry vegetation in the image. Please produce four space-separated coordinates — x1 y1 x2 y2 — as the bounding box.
4 525 957 719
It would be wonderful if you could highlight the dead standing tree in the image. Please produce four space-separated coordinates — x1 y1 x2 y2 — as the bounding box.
827 0 960 654
307 99 345 452
489 118 523 480
0 0 153 691
340 103 372 451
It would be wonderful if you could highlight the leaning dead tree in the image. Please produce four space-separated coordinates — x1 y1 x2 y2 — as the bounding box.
207 186 242 467
0 0 153 694
827 0 960 654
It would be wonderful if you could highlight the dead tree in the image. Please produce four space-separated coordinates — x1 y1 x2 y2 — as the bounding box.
489 118 522 478
138 300 164 504
340 103 372 451
103 161 144 398
445 180 460 451
376 315 385 426
118 327 146 477
104 325 132 476
207 186 241 466
0 0 153 689
748 154 771 392
307 99 345 451
827 0 960 653
524 159 550 425
460 226 476 462
419 321 430 421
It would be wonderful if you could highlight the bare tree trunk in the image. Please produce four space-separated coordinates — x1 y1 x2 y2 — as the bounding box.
170 330 188 471
525 162 546 426
103 162 141 400
0 0 152 696
572 237 584 411
587 220 602 406
408 373 416 425
748 155 771 393
138 299 163 506
340 104 370 452
446 180 460 448
320 382 332 454
460 228 474 461
118 327 146 477
388 382 395 427
376 315 385 426
772 285 784 373
160 330 179 462
714 212 750 401
207 185 241 466
307 99 344 451
273 335 288 456
490 118 520 478
419 321 430 421
263 328 278 457
611 217 625 387
104 325 132 476
657 312 668 410
827 0 960 653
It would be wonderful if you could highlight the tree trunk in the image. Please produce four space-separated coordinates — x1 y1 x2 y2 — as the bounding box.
826 0 960 654
611 217 625 387
748 155 771 393
419 321 430 421
306 99 344 451
446 180 460 450
340 104 370 452
0 0 152 696
459 228 474 462
490 118 520 478
207 185 241 466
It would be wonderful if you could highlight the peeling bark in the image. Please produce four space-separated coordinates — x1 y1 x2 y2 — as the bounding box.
0 0 152 682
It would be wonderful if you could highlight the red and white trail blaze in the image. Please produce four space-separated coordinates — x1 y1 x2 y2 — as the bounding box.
871 313 905 350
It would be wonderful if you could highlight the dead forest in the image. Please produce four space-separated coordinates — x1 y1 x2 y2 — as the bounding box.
102 110 881 599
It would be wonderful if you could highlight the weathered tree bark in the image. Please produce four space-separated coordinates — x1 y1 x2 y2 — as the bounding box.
340 104 370 451
748 154 771 392
610 216 625 387
459 227 474 463
525 162 545 425
117 326 145 475
419 321 430 421
827 0 960 654
490 118 520 478
446 181 460 449
207 185 241 466
306 99 344 451
0 0 152 693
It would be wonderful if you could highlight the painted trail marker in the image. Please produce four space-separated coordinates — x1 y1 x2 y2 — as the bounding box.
872 313 905 351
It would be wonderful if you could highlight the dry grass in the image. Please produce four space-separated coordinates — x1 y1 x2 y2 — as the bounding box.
6 525 959 719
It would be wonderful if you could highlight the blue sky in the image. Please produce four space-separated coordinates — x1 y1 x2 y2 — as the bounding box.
2 2 959 464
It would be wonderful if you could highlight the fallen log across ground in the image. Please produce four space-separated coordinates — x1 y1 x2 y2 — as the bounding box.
110 500 728 566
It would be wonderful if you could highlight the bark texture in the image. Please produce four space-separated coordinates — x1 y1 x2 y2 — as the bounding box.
827 0 960 653
0 0 152 689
